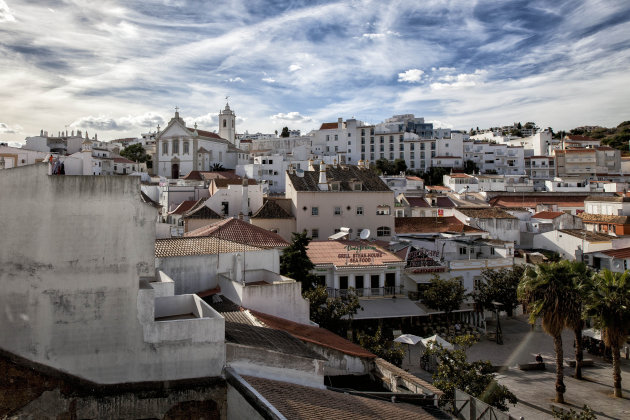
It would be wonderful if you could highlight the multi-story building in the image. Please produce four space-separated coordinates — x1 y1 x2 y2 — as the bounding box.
554 147 621 178
285 161 395 241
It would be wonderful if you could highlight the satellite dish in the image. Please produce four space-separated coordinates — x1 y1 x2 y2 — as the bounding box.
360 229 371 240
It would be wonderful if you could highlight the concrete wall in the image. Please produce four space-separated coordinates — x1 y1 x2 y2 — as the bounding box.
0 165 225 384
240 280 310 324
302 342 372 376
250 217 296 242
227 384 264 420
156 249 280 295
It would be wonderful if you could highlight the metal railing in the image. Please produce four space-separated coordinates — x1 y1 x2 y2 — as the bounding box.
326 286 405 298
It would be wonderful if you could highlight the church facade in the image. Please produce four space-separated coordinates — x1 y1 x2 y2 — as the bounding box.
154 104 246 179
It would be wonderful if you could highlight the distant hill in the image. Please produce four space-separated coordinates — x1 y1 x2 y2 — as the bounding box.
565 121 630 154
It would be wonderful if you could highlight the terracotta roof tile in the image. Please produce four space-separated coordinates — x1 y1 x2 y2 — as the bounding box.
113 157 135 164
319 122 340 130
288 165 391 192
565 135 596 141
192 128 224 139
184 217 289 248
168 200 198 215
241 375 438 420
489 195 587 208
251 311 376 359
425 185 450 192
558 229 616 242
307 240 404 267
585 195 630 203
251 199 293 219
395 216 485 234
578 213 630 224
182 200 222 219
457 207 517 219
406 197 429 208
155 236 262 258
532 211 565 220
599 247 630 258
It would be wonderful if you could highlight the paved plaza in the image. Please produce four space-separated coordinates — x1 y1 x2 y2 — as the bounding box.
402 315 630 419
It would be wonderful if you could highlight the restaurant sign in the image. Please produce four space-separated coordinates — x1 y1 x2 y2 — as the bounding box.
338 244 383 264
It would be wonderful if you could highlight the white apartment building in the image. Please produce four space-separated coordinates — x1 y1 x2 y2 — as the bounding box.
462 140 525 175
23 129 85 155
285 162 395 241
554 147 621 178
0 145 48 169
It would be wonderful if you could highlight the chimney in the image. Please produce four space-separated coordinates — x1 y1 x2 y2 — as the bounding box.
318 161 328 190
308 158 315 171
338 117 343 130
242 176 249 220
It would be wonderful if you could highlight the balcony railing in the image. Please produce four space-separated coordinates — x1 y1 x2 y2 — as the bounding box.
326 286 405 299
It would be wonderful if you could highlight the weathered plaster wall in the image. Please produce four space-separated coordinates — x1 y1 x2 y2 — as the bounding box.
0 165 225 384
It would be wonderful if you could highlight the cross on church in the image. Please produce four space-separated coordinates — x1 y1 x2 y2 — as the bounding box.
175 106 179 113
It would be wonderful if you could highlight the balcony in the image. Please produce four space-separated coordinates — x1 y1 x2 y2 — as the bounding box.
326 286 405 299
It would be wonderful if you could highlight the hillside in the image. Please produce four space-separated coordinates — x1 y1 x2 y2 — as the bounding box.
568 121 630 154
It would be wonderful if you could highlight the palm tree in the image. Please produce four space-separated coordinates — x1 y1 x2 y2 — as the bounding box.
564 261 592 380
518 261 581 403
584 269 630 397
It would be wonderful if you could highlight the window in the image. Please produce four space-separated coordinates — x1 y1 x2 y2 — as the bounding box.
221 201 229 215
459 247 467 255
311 229 319 239
162 141 168 155
223 119 226 127
377 226 391 237
348 133 351 137
312 207 319 216
389 136 394 143
490 248 495 255
334 206 341 215
353 182 362 191
356 206 363 215
376 205 391 215
326 135 330 141
380 136 384 143
183 141 189 154
334 135 338 141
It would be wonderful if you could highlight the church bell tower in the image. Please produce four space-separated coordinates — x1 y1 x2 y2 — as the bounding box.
219 98 236 145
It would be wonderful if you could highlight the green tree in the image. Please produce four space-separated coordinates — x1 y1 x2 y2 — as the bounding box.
357 326 405 367
393 158 407 174
422 275 466 318
584 269 630 397
563 261 592 380
552 405 597 420
420 167 449 186
303 285 361 336
475 266 525 316
463 160 479 175
280 231 318 290
120 143 149 163
280 126 290 137
424 335 517 411
518 261 585 403
374 158 394 175
210 163 225 171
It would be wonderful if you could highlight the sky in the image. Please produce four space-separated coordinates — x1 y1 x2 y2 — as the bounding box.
1 0 630 145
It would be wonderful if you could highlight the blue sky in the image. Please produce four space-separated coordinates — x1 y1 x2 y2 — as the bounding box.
1 0 629 143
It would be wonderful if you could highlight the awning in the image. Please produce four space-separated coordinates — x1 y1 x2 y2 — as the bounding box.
351 298 426 320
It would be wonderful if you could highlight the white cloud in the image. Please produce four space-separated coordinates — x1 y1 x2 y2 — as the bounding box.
186 113 217 128
0 0 16 23
431 69 487 90
226 77 244 83
271 112 313 123
70 112 165 131
362 30 399 39
398 69 424 83
262 77 275 83
0 122 20 134
288 64 302 72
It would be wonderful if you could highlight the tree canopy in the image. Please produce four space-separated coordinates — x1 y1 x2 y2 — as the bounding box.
120 143 149 163
356 326 405 367
302 286 361 336
280 231 317 290
420 167 449 186
475 266 524 316
424 335 517 412
422 275 466 316
280 126 290 138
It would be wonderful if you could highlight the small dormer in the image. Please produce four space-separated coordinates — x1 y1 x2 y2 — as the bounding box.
330 181 341 191
353 181 362 191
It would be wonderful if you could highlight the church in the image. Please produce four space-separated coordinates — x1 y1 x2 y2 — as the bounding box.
154 103 247 179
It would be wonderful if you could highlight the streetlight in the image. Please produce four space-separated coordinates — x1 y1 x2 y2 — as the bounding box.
492 301 504 345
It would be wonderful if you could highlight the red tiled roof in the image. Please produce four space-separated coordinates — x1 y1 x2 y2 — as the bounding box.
113 157 135 164
184 217 289 248
556 149 595 154
169 200 198 215
307 240 403 267
434 196 456 208
181 170 239 181
251 310 376 359
155 236 262 258
448 173 471 178
532 211 565 220
395 216 485 234
457 207 517 219
425 185 450 191
193 128 224 139
406 197 429 208
405 176 422 181
599 247 630 258
319 122 339 130
241 375 436 420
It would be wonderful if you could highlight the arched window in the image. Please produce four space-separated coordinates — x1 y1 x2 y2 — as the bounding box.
377 226 391 237
223 119 226 127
